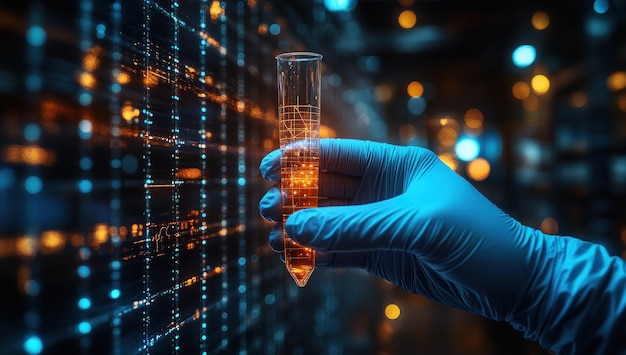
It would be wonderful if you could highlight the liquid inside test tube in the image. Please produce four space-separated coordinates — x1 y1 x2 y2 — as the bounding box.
276 52 322 287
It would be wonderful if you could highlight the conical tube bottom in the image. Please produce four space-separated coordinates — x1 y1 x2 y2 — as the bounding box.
284 245 315 287
286 264 314 287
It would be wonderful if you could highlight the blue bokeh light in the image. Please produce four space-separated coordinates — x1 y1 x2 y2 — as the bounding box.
23 335 43 354
25 176 42 194
78 297 91 310
512 45 536 68
593 0 609 14
324 0 357 12
77 321 91 334
26 26 46 46
455 137 480 161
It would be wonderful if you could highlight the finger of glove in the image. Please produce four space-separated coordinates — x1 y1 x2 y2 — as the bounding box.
286 197 408 253
320 138 389 177
259 149 281 182
259 184 282 222
268 223 283 252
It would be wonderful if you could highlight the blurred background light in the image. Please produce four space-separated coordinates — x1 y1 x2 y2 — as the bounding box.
467 158 491 181
593 0 609 14
531 11 550 30
456 137 480 162
407 96 426 115
398 10 417 29
384 304 401 320
531 74 550 95
512 81 531 100
512 45 536 68
324 0 358 12
407 80 424 97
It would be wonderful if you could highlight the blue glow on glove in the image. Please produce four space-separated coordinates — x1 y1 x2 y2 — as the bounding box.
259 138 626 353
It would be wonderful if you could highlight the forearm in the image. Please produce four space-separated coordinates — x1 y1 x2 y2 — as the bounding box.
511 234 626 354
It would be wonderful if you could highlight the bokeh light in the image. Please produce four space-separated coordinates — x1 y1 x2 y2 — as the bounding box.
384 304 401 320
512 45 536 68
531 11 550 30
531 74 550 95
467 158 490 181
398 10 417 29
407 81 424 97
512 81 530 100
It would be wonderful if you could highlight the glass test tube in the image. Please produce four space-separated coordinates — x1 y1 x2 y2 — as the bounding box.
276 52 322 287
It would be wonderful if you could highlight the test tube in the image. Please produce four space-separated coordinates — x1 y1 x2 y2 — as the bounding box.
276 51 322 287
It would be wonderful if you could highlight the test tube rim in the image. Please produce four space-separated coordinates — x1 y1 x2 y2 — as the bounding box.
275 51 323 62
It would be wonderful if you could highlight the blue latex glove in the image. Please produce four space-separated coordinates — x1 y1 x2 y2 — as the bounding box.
259 138 626 354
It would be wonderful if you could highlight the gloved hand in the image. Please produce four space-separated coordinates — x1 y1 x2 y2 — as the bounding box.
259 138 626 354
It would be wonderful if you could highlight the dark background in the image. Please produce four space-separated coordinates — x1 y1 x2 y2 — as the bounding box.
0 0 625 354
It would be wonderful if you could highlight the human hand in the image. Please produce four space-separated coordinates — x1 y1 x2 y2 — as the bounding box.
258 138 626 354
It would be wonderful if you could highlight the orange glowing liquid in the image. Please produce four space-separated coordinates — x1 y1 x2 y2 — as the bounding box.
279 106 319 287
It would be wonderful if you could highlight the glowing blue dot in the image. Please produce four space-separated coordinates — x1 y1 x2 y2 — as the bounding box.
78 179 92 193
238 257 246 266
96 24 106 39
264 294 275 305
77 265 91 278
237 177 246 186
110 260 121 270
110 159 121 168
26 26 46 46
78 92 92 106
112 2 121 11
25 176 42 194
328 74 342 87
512 45 536 68
26 74 42 91
0 168 16 190
455 137 480 162
78 297 91 310
25 280 41 296
324 0 357 12
77 321 91 334
238 285 246 293
24 124 41 141
407 96 426 115
269 24 280 35
23 335 43 354
109 289 120 299
594 0 609 13
121 154 138 174
111 83 121 93
80 157 92 170
78 119 92 139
